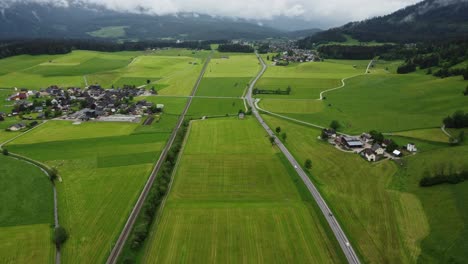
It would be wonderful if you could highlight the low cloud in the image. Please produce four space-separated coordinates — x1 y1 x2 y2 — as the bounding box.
1 0 427 27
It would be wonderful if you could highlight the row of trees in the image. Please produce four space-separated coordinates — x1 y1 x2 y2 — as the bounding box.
218 44 254 53
253 86 291 95
0 39 212 60
420 169 468 187
317 44 395 60
125 120 190 259
443 110 468 129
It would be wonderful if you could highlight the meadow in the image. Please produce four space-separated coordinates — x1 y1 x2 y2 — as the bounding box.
0 50 207 94
261 114 468 263
141 118 345 263
258 60 468 134
6 95 187 263
187 98 245 118
0 154 54 263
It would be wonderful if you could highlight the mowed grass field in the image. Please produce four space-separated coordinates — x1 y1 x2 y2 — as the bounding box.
258 59 468 133
262 114 468 263
187 98 245 118
0 50 207 95
196 53 259 97
6 98 186 263
0 155 54 263
255 59 365 100
141 118 345 263
262 115 428 263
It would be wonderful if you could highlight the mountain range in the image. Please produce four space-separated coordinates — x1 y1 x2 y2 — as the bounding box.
299 0 468 46
0 2 320 40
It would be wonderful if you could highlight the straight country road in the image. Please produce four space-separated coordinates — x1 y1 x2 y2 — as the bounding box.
105 52 213 264
246 52 361 264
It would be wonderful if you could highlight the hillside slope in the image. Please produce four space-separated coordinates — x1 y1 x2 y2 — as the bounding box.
299 0 468 46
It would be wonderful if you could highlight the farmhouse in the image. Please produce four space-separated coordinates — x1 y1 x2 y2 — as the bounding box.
342 136 363 148
8 123 26 131
361 148 377 162
360 133 373 143
371 143 385 155
407 143 417 152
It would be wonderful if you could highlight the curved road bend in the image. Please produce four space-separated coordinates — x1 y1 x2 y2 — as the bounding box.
247 52 361 264
106 52 213 264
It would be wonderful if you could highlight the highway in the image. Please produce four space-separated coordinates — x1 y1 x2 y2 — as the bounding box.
106 52 212 264
246 52 361 264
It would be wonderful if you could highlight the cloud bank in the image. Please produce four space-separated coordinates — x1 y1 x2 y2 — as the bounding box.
1 0 424 27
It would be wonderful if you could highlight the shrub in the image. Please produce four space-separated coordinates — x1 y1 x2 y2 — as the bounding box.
2 148 8 156
54 226 68 246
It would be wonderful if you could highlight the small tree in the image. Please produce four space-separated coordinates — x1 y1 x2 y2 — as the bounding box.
146 79 151 84
54 226 68 247
275 127 281 134
281 132 287 142
267 55 270 61
2 148 8 156
304 159 312 170
330 120 340 131
286 86 292 94
269 136 276 145
386 140 398 152
49 167 58 182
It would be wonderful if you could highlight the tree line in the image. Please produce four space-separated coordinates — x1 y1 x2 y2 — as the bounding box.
0 39 212 60
420 169 468 187
317 44 395 60
123 120 190 262
443 110 468 129
218 44 254 53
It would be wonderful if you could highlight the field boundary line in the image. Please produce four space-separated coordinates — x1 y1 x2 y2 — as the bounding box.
140 120 193 263
0 120 61 264
106 50 213 264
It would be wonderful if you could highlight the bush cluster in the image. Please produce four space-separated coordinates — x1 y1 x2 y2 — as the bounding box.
128 120 190 250
420 170 468 187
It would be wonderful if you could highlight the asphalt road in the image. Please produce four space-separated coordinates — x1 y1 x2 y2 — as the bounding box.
106 52 212 264
246 52 361 264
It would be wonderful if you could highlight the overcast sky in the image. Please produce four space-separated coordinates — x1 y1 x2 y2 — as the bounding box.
3 0 423 27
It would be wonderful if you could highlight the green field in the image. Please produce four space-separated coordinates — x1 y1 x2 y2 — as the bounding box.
87 26 129 38
5 100 186 263
196 77 251 97
0 50 207 93
258 59 468 134
141 118 345 263
262 114 468 263
0 155 54 263
187 98 245 118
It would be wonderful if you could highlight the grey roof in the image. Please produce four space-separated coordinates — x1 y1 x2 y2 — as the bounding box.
371 143 382 151
347 141 363 147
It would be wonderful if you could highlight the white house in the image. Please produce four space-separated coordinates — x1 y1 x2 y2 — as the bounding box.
371 143 385 155
393 150 402 157
362 149 377 162
407 143 417 152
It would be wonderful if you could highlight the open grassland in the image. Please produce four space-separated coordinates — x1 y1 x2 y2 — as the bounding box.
5 114 181 263
87 26 129 38
187 98 245 118
0 50 206 93
142 118 345 263
392 128 450 143
0 224 54 264
255 60 364 100
0 154 54 263
204 54 260 78
261 70 468 134
196 77 251 97
261 115 434 263
393 143 468 263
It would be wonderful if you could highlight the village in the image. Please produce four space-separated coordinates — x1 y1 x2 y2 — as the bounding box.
2 84 164 131
322 128 418 162
267 42 319 64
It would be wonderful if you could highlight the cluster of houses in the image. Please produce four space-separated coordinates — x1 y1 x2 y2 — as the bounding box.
3 84 164 125
273 49 316 64
323 129 418 162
